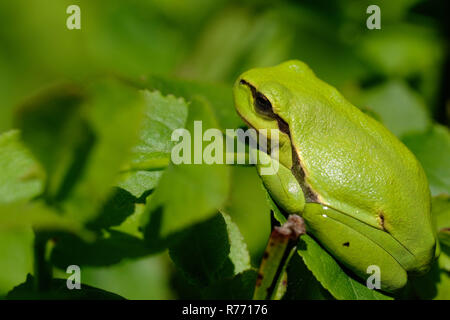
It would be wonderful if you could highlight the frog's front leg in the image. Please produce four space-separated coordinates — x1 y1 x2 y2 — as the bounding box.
255 148 305 215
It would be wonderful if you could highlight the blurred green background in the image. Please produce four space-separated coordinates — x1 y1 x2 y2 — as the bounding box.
1 0 448 132
0 0 449 299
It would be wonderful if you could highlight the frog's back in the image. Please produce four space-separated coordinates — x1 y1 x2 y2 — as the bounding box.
279 61 436 273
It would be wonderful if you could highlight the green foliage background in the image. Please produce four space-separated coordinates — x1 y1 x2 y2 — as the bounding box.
0 0 449 300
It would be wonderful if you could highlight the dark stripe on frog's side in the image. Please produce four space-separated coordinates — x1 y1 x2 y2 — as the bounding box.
240 79 319 203
290 143 319 203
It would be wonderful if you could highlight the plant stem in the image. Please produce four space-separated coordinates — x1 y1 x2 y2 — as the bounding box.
253 214 306 300
33 231 52 292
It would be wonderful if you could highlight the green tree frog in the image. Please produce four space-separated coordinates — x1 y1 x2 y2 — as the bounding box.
233 60 438 292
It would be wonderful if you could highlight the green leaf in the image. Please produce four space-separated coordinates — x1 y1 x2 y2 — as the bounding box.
137 75 244 130
116 90 188 198
87 187 138 230
283 253 331 300
357 80 431 138
273 271 288 300
221 213 251 275
117 170 163 199
169 212 250 286
142 96 230 241
219 166 271 263
403 125 450 196
168 214 230 286
110 203 147 239
201 270 258 300
297 235 393 300
0 130 44 204
6 274 124 300
126 90 188 171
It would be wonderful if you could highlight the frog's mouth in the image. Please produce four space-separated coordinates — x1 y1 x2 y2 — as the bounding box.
238 79 319 203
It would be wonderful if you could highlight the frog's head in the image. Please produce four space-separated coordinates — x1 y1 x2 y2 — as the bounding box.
233 60 315 168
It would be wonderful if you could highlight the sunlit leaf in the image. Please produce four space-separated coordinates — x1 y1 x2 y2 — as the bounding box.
142 96 230 241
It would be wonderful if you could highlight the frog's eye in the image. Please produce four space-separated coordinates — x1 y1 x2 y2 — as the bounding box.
254 91 273 115
239 79 275 117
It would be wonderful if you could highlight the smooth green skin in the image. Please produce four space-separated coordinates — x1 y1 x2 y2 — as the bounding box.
234 60 437 292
